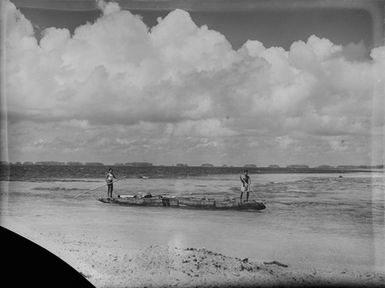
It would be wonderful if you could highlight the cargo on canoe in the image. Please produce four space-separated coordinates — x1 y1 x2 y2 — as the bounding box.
98 194 266 211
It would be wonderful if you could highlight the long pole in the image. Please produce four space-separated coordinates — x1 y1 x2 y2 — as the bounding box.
73 176 129 199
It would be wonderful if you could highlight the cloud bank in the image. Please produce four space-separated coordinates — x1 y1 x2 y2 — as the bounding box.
3 0 384 165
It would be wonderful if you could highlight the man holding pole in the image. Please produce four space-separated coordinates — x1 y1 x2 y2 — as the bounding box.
240 170 251 203
106 168 117 198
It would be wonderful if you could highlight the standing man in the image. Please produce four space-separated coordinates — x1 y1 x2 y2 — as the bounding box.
106 168 117 198
240 170 251 202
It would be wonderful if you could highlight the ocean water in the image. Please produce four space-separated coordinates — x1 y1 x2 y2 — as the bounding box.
1 171 384 274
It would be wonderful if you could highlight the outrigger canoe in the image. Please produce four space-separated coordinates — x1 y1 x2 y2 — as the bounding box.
98 194 266 211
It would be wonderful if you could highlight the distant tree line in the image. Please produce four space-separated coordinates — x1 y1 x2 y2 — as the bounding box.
0 161 383 169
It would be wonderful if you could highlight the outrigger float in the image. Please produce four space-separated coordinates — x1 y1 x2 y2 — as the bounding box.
98 194 266 211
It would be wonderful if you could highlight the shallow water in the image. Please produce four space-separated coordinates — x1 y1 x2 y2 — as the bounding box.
1 172 384 274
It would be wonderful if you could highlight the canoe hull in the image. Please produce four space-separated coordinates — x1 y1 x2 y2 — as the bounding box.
98 196 266 211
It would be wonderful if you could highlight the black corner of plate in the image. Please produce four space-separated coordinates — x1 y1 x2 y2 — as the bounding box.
0 226 95 287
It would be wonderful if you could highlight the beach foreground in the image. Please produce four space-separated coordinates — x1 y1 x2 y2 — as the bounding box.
87 245 385 288
2 218 385 288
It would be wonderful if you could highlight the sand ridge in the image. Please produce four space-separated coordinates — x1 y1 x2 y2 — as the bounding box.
83 245 385 288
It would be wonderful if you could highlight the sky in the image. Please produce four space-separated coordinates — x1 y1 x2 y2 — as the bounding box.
3 0 385 166
17 6 374 50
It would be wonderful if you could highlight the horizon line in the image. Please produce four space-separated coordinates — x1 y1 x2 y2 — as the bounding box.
1 160 383 169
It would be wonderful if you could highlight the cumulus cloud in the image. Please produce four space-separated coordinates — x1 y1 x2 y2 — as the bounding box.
3 0 385 164
275 136 295 150
328 138 348 152
165 119 236 137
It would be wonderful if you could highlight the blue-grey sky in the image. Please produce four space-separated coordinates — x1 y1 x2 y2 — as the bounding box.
19 6 374 50
4 0 385 166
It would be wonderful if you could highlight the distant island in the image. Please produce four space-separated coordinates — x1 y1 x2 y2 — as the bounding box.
1 161 383 182
0 161 383 170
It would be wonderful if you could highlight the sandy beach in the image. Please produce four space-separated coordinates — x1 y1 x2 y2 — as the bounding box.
2 217 385 288
1 173 385 287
